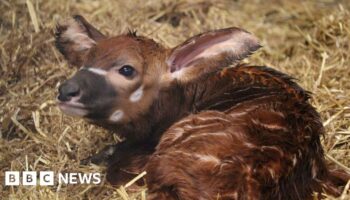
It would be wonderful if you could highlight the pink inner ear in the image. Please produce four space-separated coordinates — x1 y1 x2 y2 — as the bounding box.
169 34 231 72
167 28 260 73
61 18 97 51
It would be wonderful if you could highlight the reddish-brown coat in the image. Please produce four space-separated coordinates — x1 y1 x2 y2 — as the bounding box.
55 15 349 200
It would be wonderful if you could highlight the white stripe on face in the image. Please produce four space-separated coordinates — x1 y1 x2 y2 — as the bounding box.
129 85 144 102
109 109 124 122
87 68 108 76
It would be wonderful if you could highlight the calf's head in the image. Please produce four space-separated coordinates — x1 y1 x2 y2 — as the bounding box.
55 15 260 124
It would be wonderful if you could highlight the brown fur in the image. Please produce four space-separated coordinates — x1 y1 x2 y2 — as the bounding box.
55 15 349 200
106 65 349 199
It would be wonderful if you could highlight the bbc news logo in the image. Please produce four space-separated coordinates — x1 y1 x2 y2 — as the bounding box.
5 171 101 186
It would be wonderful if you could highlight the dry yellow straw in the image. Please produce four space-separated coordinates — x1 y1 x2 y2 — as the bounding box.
26 0 40 33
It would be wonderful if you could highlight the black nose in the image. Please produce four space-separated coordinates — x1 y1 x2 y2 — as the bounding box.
58 81 80 102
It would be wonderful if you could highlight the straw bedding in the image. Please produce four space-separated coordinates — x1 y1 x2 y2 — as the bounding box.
0 0 349 199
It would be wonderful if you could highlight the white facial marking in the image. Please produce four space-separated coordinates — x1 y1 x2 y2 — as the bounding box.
129 85 144 102
109 110 124 122
87 68 108 76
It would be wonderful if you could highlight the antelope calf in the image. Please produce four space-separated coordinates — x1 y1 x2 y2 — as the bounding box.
55 15 349 199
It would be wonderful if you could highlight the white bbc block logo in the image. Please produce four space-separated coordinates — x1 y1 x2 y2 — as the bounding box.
22 171 37 185
5 171 55 186
40 171 54 185
5 171 20 185
4 171 101 186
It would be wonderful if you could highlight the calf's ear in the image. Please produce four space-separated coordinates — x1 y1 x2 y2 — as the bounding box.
165 27 261 83
55 15 106 67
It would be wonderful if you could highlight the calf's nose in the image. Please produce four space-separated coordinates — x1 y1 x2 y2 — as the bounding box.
58 81 80 102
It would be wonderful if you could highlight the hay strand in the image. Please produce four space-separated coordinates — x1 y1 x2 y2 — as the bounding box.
1 0 349 199
26 0 40 33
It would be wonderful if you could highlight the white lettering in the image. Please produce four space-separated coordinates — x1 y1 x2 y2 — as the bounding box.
69 173 78 184
92 173 101 184
78 173 92 184
58 173 69 184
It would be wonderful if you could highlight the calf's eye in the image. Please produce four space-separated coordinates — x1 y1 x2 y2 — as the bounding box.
119 65 135 77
